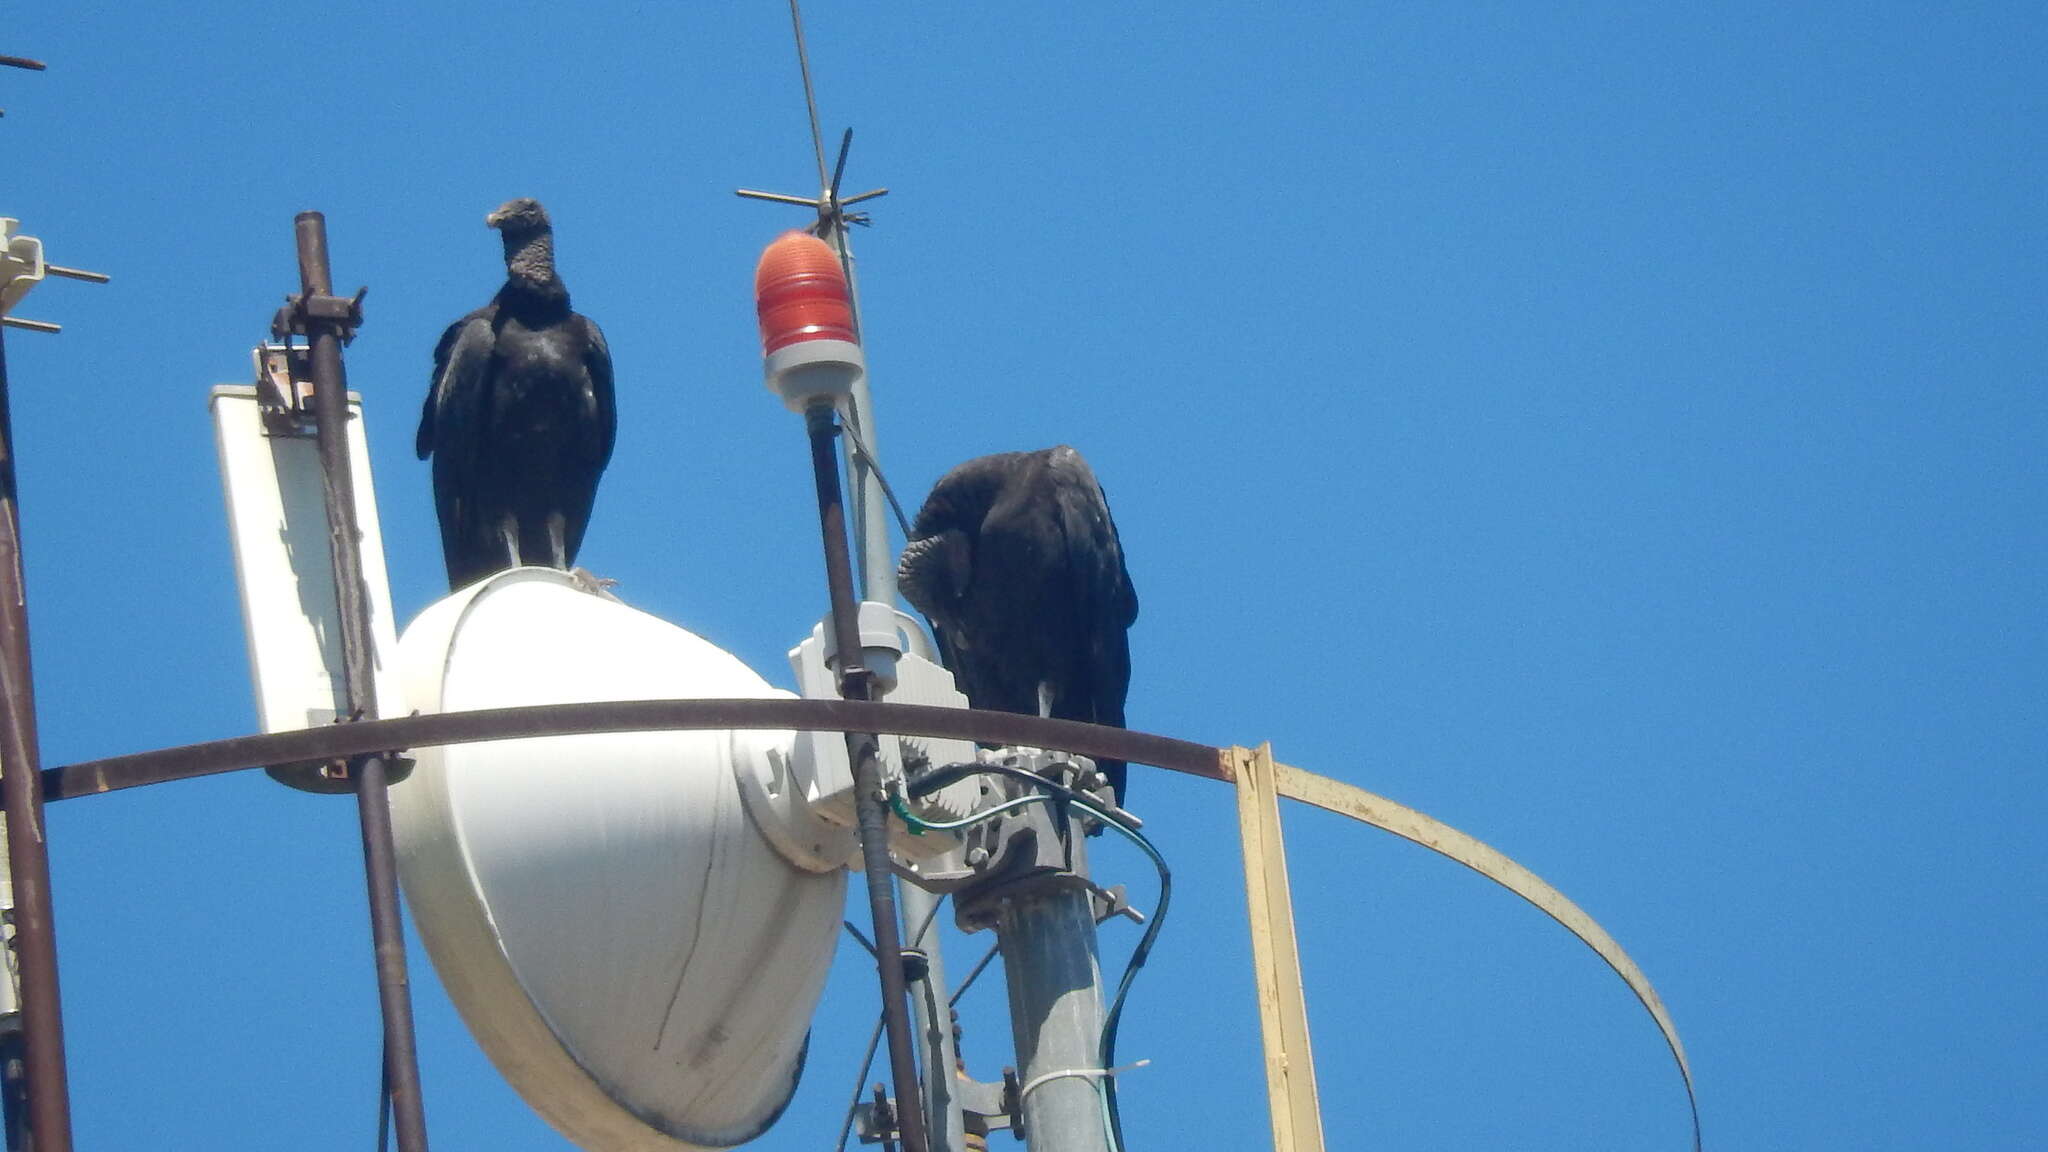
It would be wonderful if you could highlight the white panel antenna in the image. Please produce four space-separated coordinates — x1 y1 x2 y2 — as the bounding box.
211 364 404 790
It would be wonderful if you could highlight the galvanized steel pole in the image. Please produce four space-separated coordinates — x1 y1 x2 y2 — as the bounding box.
829 211 1117 1150
991 831 1113 1152
290 212 429 1152
822 223 969 1152
0 326 71 1152
820 227 897 609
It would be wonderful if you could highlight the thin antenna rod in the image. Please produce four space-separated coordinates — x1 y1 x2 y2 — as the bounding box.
1 52 48 117
829 127 853 204
788 0 829 192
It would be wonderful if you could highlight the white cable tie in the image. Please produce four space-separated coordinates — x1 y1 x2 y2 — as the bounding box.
1017 1058 1151 1101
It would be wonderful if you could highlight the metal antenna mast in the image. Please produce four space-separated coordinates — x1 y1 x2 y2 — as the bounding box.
269 214 431 1152
0 46 108 1152
738 11 1127 1152
738 9 966 1152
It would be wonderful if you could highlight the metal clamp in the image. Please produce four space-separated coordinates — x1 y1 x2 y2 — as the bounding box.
1 218 106 333
853 1082 899 1146
921 749 1126 931
270 286 367 346
251 344 317 435
860 1069 1025 1147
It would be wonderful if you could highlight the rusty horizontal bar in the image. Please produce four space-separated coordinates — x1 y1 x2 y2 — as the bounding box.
734 189 822 207
43 699 1227 802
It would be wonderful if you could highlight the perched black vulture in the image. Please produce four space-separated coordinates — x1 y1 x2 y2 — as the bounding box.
417 198 616 590
897 446 1140 802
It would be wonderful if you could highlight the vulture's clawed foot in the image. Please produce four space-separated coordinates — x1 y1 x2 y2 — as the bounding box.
568 567 622 601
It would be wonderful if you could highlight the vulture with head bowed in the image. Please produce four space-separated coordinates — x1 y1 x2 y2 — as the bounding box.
897 446 1140 803
417 197 616 591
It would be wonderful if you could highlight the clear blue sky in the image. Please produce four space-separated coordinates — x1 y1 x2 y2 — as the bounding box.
3 3 2042 1149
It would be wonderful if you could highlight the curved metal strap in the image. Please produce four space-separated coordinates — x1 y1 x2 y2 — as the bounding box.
42 701 1698 1144
1268 760 1701 1151
41 699 1223 801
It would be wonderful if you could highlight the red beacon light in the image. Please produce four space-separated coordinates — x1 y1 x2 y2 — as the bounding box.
755 230 857 352
755 230 866 412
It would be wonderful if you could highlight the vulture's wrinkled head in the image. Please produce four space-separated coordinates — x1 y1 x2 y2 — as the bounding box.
486 197 551 236
897 530 973 635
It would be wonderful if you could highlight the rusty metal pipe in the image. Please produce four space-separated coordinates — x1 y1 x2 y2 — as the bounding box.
807 402 931 1152
292 212 429 1152
294 212 381 731
0 326 72 1152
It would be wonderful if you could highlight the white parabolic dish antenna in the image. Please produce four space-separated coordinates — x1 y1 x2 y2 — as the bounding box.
391 568 845 1151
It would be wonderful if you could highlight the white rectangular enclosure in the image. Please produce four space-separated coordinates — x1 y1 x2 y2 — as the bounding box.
211 380 404 734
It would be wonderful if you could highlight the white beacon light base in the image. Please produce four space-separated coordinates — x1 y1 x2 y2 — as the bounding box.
391 568 844 1151
763 336 865 413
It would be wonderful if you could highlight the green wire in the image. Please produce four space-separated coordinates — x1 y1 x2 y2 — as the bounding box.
1064 795 1170 1152
887 775 1169 1152
889 789 1059 833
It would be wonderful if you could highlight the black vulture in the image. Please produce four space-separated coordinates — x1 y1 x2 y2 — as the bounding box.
417 198 616 591
897 446 1140 803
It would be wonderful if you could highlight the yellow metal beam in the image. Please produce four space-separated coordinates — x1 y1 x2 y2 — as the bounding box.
1233 743 1326 1152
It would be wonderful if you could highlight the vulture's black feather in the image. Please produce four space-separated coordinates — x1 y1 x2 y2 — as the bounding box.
417 198 616 590
897 446 1139 802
